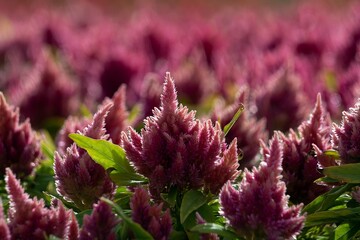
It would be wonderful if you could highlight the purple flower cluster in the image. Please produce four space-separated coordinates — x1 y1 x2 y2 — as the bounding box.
54 104 116 210
279 94 333 203
333 98 360 163
220 136 304 240
130 187 172 240
0 93 41 178
122 73 239 197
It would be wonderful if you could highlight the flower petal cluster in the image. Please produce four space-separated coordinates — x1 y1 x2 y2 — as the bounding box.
79 200 120 240
279 94 333 203
122 73 239 197
54 104 116 210
220 136 304 240
5 168 77 239
100 85 129 145
212 86 268 169
0 92 41 178
130 187 172 240
333 98 360 163
0 201 10 240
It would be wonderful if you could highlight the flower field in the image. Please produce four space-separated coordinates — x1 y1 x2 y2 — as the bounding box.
1 1 360 239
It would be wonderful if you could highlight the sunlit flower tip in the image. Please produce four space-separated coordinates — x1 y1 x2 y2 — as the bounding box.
66 212 79 240
5 168 74 239
0 200 10 240
130 188 172 240
161 72 178 115
220 136 304 239
299 93 332 150
0 92 41 178
82 102 113 140
55 116 91 155
79 200 119 240
196 212 219 240
333 99 360 163
100 84 129 145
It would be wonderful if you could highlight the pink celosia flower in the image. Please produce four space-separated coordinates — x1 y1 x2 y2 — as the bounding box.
55 116 91 155
279 94 333 203
54 103 116 210
255 68 308 134
0 201 10 240
8 54 79 128
211 86 268 169
130 187 172 240
333 98 360 163
5 168 77 240
122 73 239 197
220 136 304 240
0 92 41 178
79 200 120 240
100 85 129 145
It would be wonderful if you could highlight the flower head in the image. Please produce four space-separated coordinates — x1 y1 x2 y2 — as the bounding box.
130 187 172 240
333 98 360 163
0 201 10 240
79 200 120 240
5 168 77 240
0 92 41 178
122 72 239 197
54 103 116 210
220 136 304 240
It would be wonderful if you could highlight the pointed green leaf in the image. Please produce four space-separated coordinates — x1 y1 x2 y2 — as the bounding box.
191 223 240 239
223 104 244 137
69 134 147 186
334 222 360 240
101 197 154 240
305 207 360 227
323 163 360 183
180 190 207 224
303 184 356 214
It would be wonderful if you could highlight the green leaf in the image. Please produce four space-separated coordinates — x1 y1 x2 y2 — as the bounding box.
323 150 340 159
101 197 154 240
334 222 360 240
169 230 187 240
69 134 147 186
305 207 360 227
223 104 244 137
40 130 56 160
190 223 240 239
303 184 356 214
180 190 207 224
161 186 178 208
323 163 360 183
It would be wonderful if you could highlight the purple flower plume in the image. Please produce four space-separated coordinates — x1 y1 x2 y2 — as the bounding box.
0 201 10 240
0 92 41 178
333 98 360 163
5 168 78 240
54 103 116 210
131 187 172 240
279 94 333 203
100 84 129 145
220 136 304 240
122 72 239 197
79 200 120 240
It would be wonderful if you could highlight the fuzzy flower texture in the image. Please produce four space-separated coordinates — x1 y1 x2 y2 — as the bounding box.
220 136 304 240
122 72 239 197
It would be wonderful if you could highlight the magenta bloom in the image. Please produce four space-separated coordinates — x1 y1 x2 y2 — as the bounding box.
0 201 10 240
100 85 129 145
79 200 120 240
333 98 360 163
122 73 239 197
54 104 116 210
0 93 41 178
212 86 268 169
5 168 77 240
220 136 304 240
131 187 172 240
279 94 333 203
